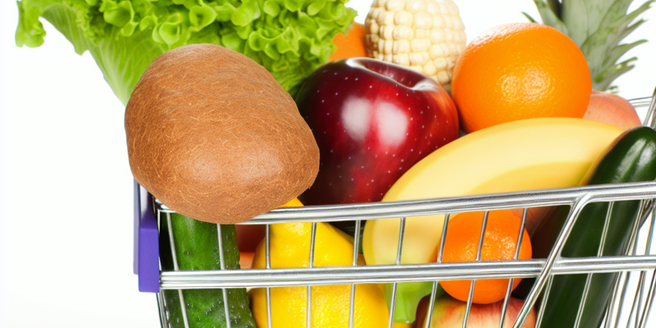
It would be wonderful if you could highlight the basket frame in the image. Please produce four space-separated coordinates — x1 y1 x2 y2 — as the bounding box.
134 94 656 328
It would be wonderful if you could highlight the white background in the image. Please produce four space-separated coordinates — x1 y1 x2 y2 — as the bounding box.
0 0 654 327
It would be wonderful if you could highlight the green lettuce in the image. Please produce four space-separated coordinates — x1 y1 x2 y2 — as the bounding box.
16 0 357 105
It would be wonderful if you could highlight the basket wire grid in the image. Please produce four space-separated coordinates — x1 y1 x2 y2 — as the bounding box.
148 92 656 328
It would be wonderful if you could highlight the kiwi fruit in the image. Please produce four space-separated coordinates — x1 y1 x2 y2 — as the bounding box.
125 44 319 224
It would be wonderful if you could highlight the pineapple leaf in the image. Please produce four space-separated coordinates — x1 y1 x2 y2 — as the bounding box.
530 0 653 91
605 1 653 48
603 39 648 69
580 0 653 90
562 0 593 46
532 0 569 35
546 0 562 17
611 16 649 51
594 56 638 91
523 12 539 23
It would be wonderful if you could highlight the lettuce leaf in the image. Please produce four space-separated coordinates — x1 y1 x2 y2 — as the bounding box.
15 0 356 105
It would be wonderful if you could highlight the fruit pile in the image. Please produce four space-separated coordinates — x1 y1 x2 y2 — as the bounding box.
137 7 650 328
17 0 653 327
237 3 651 328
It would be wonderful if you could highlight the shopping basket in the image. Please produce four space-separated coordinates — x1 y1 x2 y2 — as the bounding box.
134 93 656 328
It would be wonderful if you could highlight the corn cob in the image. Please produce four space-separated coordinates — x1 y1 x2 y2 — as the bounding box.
365 0 467 91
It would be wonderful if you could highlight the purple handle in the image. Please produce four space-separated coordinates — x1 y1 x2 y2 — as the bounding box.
133 180 160 292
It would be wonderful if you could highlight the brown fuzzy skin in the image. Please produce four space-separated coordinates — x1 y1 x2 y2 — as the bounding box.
125 44 319 224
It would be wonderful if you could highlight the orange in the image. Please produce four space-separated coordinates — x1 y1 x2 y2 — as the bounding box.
439 210 532 304
329 22 367 61
451 23 591 133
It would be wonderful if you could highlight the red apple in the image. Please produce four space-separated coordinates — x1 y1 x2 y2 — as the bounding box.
416 295 536 328
295 57 459 205
235 225 265 253
583 91 642 130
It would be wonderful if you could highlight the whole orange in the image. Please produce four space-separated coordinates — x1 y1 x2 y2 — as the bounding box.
439 210 532 304
329 22 367 62
451 23 591 133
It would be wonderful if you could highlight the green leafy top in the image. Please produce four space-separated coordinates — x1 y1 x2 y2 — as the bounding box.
525 0 654 92
16 0 356 105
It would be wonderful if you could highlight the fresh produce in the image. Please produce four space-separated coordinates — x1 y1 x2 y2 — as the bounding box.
249 200 389 328
451 23 591 133
526 0 654 91
380 280 445 325
510 207 553 237
329 22 368 62
583 91 642 130
363 118 623 322
159 213 255 328
363 118 622 266
531 126 656 328
125 44 319 224
416 295 536 328
296 57 459 206
440 210 532 304
364 0 467 91
235 198 303 269
15 0 357 103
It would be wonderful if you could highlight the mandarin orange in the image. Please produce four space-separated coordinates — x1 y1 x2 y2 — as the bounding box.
440 210 532 304
451 23 591 133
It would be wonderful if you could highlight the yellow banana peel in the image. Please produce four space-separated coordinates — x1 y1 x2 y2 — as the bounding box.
363 117 623 267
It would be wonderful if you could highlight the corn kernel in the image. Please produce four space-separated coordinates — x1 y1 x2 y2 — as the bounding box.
434 57 448 70
430 29 445 43
382 25 395 40
423 60 437 76
415 29 430 39
384 39 394 54
414 12 433 30
405 0 426 13
393 25 414 40
393 40 411 53
383 11 395 25
409 51 429 65
432 15 445 29
429 44 445 58
393 53 410 65
394 10 413 26
411 39 429 52
386 0 405 11
437 71 450 84
369 21 380 35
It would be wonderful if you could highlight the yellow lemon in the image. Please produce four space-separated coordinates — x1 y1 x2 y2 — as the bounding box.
249 200 388 327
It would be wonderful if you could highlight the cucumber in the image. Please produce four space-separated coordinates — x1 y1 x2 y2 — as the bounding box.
532 126 656 328
159 212 256 328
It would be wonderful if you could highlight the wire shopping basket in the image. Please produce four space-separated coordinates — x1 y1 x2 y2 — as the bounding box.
134 93 656 328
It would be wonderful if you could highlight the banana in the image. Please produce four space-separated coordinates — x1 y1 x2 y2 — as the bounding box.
363 118 623 267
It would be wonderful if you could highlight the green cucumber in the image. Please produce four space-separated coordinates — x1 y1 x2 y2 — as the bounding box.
159 212 256 328
532 126 656 328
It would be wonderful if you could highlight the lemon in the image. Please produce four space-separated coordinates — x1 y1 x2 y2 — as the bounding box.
249 200 388 327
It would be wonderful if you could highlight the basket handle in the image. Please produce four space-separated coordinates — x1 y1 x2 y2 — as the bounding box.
134 180 160 293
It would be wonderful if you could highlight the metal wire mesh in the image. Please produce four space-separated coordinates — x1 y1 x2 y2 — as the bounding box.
151 94 656 328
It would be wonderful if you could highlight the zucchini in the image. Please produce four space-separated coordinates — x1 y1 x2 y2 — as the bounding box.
531 126 656 328
159 212 256 328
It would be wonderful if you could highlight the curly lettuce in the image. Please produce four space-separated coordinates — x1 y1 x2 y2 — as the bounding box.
16 0 357 105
